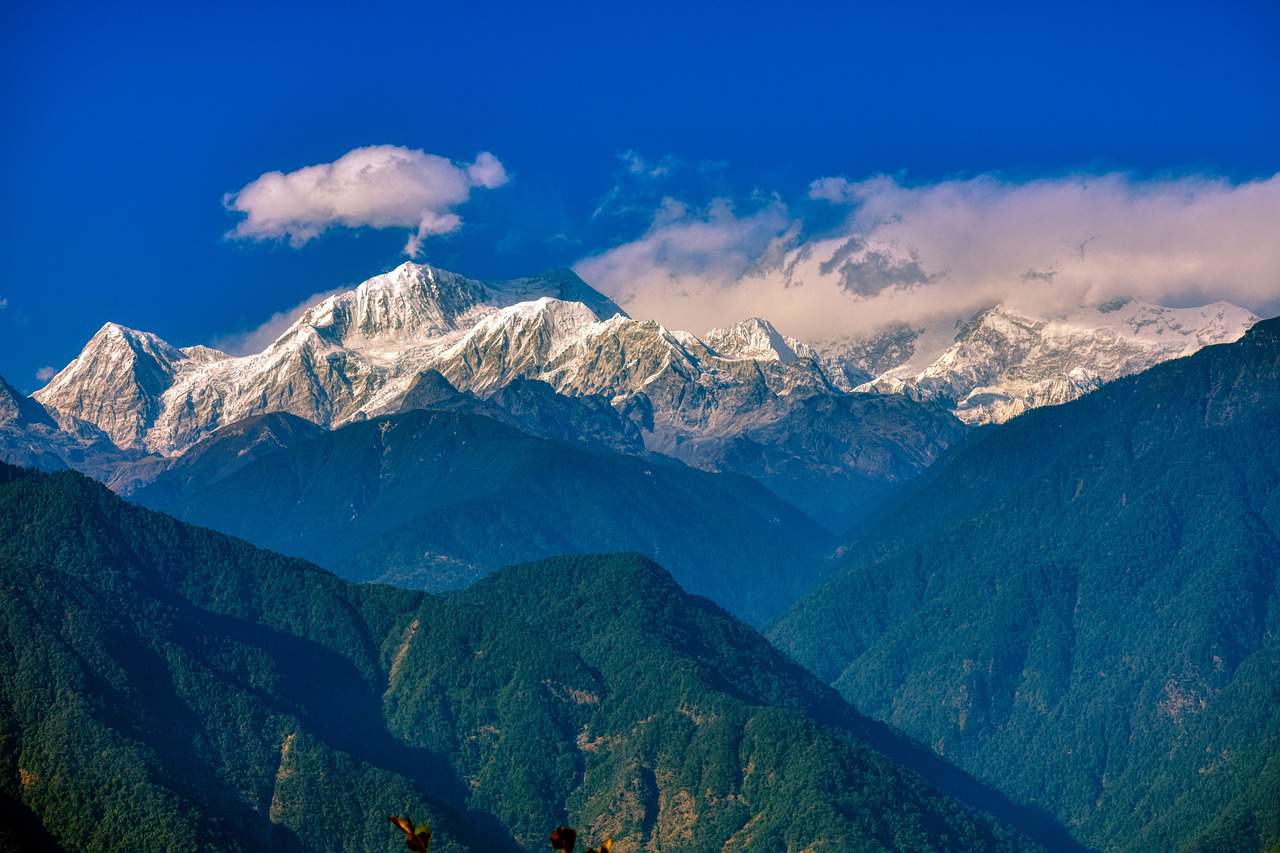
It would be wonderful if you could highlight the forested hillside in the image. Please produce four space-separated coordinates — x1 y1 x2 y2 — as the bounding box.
0 462 1055 852
771 318 1280 852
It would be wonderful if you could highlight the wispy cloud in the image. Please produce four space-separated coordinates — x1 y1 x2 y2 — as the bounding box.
225 145 509 257
0 297 8 311
592 150 728 220
575 172 1280 340
211 287 348 355
35 366 55 382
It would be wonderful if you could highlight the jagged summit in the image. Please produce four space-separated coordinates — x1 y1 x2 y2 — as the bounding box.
31 263 768 456
179 344 230 364
33 321 193 448
491 266 628 321
264 262 624 353
27 255 1259 465
704 317 812 363
291 262 489 346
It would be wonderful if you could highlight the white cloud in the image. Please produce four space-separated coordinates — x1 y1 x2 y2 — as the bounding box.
35 366 55 382
807 176 856 202
212 287 348 355
225 145 509 256
576 197 794 323
0 297 8 310
575 172 1280 341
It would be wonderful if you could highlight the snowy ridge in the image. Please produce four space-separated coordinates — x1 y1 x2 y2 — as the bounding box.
33 262 830 457
818 298 1259 424
31 260 1259 460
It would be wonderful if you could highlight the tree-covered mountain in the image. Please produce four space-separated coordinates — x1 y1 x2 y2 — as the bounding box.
0 462 480 853
770 317 1280 852
0 461 1059 852
131 407 838 624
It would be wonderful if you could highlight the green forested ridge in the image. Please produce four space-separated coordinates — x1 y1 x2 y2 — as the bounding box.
770 317 1280 853
0 462 478 853
131 407 834 625
0 462 1051 852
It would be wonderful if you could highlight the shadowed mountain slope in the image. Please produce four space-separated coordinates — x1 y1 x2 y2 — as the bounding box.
132 408 835 624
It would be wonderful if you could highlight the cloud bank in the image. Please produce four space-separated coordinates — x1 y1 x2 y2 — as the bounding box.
226 145 509 256
212 287 348 355
575 172 1280 341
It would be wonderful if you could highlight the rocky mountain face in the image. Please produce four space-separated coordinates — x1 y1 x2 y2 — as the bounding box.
393 370 648 456
0 372 149 479
32 322 211 449
817 298 1258 424
0 375 56 429
770 318 1280 852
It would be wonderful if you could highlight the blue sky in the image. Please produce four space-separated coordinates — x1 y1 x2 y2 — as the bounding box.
2 0 1278 388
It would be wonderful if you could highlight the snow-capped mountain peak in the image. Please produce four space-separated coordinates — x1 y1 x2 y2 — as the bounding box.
180 344 230 365
282 263 489 348
704 318 814 363
30 253 1260 459
33 322 194 449
32 264 634 455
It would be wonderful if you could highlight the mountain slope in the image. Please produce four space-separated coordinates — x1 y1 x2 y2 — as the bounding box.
0 462 1053 851
0 373 149 480
771 317 1280 852
132 408 836 624
394 370 646 456
673 389 965 532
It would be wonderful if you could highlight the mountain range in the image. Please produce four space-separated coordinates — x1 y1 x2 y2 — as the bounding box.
0 460 1071 852
1 255 1276 853
815 297 1258 424
5 262 1256 533
769 316 1280 853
